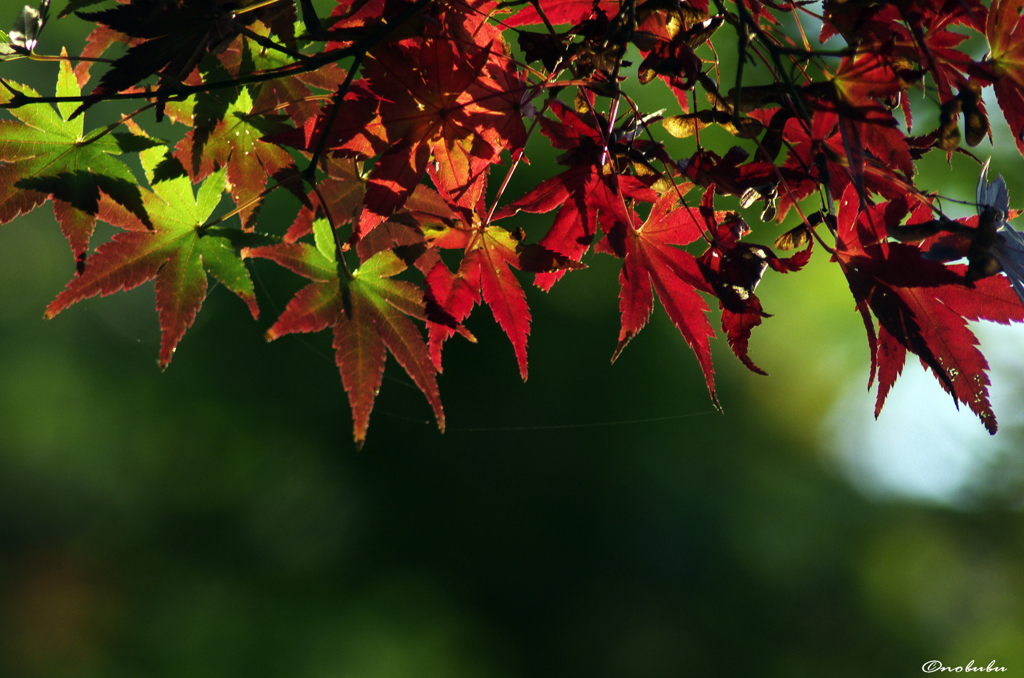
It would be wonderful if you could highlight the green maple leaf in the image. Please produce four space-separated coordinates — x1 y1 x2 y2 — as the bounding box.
44 146 270 369
0 51 158 265
171 83 300 229
249 240 444 447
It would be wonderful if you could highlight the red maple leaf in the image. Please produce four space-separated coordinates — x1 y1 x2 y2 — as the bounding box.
355 36 501 233
468 42 530 162
270 80 386 160
696 204 812 375
778 108 920 219
635 22 712 112
824 1 984 105
249 242 444 447
499 101 660 291
824 55 915 199
595 189 720 408
900 2 986 104
285 156 364 243
410 177 581 376
832 185 1024 433
677 147 777 199
216 27 349 130
981 0 1024 157
503 0 623 27
424 218 533 380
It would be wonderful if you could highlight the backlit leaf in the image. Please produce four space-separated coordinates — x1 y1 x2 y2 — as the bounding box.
0 54 155 267
251 244 444 446
44 165 259 369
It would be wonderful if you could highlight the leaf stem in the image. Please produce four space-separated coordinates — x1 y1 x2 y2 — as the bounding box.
303 55 361 183
312 182 352 278
484 96 552 225
79 103 156 147
28 53 116 64
234 24 311 62
199 171 305 234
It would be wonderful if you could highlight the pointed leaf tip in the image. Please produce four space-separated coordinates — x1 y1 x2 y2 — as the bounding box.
610 331 636 364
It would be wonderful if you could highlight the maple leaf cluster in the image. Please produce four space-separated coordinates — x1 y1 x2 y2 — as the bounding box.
3 0 1024 445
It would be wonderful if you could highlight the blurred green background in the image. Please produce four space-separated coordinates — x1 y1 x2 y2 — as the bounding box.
3 4 1024 677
